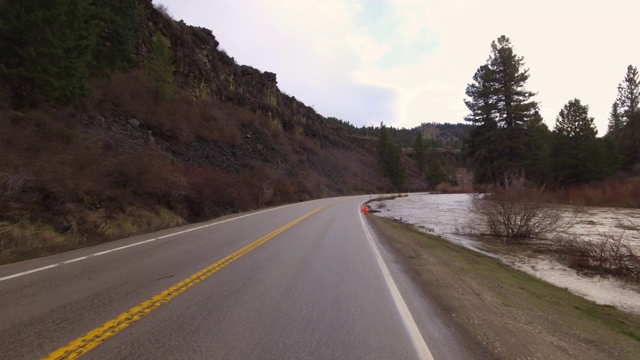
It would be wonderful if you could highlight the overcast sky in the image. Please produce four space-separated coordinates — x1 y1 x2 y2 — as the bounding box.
156 0 639 134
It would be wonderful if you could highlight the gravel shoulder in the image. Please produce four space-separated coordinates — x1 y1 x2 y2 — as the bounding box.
367 215 640 360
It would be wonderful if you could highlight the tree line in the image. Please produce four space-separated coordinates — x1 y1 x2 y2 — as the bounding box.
325 117 470 188
376 123 449 189
464 35 638 186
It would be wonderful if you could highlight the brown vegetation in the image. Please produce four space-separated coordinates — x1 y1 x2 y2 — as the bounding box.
560 231 640 280
548 179 640 208
471 172 564 240
0 67 423 264
0 97 410 263
0 0 433 264
468 172 640 281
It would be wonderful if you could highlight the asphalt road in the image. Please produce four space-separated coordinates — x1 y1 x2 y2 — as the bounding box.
0 196 477 359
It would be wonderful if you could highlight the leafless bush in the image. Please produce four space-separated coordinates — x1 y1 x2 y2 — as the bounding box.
471 171 563 241
561 232 640 279
0 170 31 195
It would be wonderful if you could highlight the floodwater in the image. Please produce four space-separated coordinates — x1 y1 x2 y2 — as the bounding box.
373 193 640 314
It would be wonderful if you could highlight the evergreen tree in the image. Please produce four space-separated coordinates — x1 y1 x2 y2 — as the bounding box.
378 122 390 160
597 137 622 176
464 35 543 184
464 64 496 126
489 36 540 129
425 146 448 187
554 99 597 139
89 0 142 73
464 64 499 183
464 120 499 184
607 101 623 134
0 0 94 107
523 120 552 183
378 123 406 188
617 65 640 123
144 34 178 101
551 99 601 183
414 132 427 174
614 65 640 167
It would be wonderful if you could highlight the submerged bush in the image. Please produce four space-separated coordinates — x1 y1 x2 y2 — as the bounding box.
471 171 564 241
561 232 640 280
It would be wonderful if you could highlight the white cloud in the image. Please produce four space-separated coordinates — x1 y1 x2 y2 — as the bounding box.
157 0 640 133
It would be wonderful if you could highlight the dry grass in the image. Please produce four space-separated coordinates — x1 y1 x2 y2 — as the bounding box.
0 219 64 255
550 180 640 208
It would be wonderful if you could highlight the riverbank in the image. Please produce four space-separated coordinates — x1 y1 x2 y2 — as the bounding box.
373 192 640 312
367 215 640 359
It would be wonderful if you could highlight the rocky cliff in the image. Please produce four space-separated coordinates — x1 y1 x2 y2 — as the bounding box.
0 0 426 263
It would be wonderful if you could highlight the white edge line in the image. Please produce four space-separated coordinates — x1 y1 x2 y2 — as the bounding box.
358 205 434 360
0 204 294 283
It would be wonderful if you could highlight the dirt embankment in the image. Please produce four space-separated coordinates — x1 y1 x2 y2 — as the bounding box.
367 215 640 360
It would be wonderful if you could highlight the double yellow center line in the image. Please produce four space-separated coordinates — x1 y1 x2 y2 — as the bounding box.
45 205 326 360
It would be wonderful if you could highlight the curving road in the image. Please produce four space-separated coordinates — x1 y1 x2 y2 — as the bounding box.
0 196 477 359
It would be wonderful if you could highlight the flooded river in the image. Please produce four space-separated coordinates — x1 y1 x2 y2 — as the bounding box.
373 193 640 314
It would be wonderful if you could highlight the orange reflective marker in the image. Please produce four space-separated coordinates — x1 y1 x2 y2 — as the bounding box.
362 205 369 215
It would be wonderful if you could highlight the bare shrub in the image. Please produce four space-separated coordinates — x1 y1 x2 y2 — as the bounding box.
182 166 261 220
0 170 31 195
562 232 640 278
471 171 563 241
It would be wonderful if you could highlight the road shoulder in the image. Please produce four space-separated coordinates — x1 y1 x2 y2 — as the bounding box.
367 215 640 360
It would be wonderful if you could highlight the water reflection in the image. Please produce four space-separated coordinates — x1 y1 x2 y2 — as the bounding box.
374 193 640 314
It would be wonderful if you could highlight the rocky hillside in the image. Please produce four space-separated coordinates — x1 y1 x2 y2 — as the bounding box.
0 0 427 263
416 123 472 149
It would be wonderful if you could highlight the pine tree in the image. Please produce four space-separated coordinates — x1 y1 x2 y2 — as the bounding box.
617 65 640 122
554 99 597 139
378 122 390 161
607 101 623 134
89 0 142 73
614 65 640 167
464 35 543 184
0 0 94 107
596 137 622 177
464 120 499 184
144 34 178 101
551 99 601 183
464 64 496 126
425 146 447 187
414 132 427 174
464 64 499 184
489 36 540 129
378 123 405 188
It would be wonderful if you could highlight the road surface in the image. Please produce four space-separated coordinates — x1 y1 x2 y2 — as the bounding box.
0 196 477 359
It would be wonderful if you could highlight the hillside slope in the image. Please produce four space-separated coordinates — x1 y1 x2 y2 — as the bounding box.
0 0 426 263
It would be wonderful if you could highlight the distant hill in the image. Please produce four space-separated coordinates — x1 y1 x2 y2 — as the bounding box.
326 118 471 150
416 123 472 149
